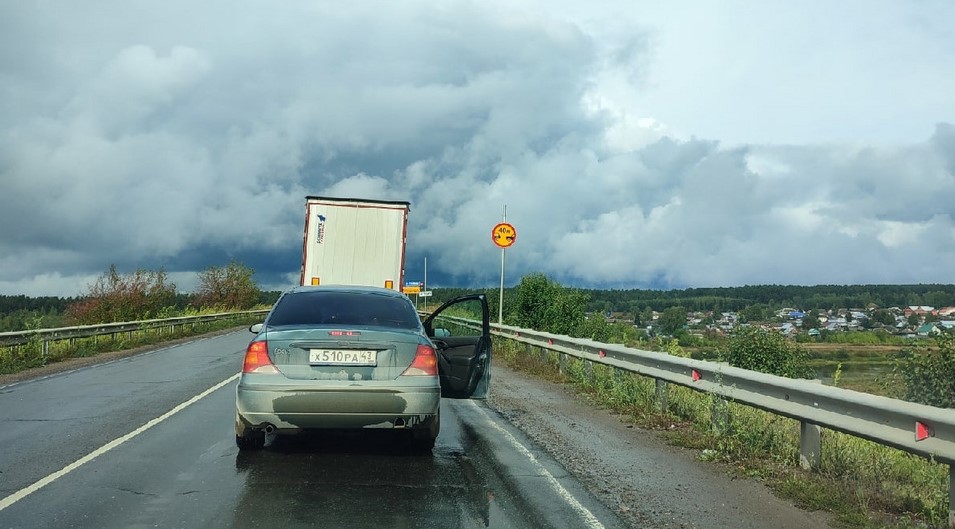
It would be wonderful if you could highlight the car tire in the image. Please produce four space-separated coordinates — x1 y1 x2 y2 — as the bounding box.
410 435 436 452
236 430 265 451
410 411 439 453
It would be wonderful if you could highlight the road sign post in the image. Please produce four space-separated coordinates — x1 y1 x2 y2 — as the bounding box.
492 211 517 325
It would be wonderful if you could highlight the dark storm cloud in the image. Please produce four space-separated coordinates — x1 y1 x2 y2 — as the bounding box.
1 1 954 296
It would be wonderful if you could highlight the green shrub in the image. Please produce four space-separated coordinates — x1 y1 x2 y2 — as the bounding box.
509 273 586 336
723 326 814 379
893 333 955 408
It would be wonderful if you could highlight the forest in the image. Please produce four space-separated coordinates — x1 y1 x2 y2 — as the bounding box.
579 283 955 314
5 281 955 333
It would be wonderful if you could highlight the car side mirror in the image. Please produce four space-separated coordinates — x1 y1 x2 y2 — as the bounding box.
433 328 451 337
250 323 264 333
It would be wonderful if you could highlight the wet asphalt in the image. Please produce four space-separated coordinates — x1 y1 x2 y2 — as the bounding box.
0 331 624 529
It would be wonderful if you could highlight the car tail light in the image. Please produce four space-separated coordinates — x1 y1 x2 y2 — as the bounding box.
243 341 278 374
401 344 438 376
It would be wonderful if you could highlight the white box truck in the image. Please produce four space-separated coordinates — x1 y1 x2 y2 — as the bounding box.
300 196 410 290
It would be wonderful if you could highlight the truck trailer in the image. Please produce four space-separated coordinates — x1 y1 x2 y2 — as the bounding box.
299 196 410 290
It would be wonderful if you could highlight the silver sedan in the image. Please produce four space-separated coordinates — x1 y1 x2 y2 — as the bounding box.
235 285 491 452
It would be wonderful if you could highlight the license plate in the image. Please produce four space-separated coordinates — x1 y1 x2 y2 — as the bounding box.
309 349 377 366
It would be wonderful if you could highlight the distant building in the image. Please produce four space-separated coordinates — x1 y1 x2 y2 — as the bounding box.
904 306 935 317
917 323 942 336
937 307 955 318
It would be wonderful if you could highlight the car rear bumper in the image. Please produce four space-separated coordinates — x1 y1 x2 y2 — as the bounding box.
235 379 440 433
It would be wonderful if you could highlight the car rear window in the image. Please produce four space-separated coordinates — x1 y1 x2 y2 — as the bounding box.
267 291 421 329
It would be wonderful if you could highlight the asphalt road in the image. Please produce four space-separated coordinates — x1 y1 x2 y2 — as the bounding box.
0 331 626 529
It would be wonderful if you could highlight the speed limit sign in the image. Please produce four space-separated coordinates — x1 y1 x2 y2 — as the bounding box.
492 223 517 248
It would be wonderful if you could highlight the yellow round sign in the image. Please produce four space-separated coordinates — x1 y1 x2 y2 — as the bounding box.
492 222 517 248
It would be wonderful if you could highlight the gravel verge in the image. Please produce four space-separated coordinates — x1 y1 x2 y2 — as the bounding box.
488 363 834 529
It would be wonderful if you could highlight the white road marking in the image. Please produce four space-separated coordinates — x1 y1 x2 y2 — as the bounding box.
0 373 240 512
464 400 607 529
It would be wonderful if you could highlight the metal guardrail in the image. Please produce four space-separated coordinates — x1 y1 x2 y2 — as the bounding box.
0 310 270 351
429 314 955 526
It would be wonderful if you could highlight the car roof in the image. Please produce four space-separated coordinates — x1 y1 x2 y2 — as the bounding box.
284 285 408 297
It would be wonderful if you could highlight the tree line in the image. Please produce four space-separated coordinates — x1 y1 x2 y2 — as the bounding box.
580 284 955 314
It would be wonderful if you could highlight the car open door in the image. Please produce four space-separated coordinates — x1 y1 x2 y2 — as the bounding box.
423 294 491 399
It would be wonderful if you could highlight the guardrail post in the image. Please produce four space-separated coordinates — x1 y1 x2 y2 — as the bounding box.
42 339 49 359
655 379 669 413
798 379 823 471
799 422 821 471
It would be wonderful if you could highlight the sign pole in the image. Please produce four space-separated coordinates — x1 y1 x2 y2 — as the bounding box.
491 211 516 326
424 256 428 311
499 205 506 325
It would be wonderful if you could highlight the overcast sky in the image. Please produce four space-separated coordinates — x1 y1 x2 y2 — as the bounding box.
2 1 955 296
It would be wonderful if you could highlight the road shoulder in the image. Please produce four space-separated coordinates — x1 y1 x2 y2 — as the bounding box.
487 364 834 529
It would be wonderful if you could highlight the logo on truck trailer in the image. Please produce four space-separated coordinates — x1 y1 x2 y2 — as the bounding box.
316 214 326 244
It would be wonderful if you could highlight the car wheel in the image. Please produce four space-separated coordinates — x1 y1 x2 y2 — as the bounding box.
410 411 439 453
236 430 265 451
410 434 436 452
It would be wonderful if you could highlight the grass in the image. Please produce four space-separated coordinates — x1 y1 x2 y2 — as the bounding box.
496 339 951 529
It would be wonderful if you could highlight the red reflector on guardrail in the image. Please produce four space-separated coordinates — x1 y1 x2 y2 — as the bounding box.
692 370 702 382
916 421 931 441
598 350 606 358
548 339 553 345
